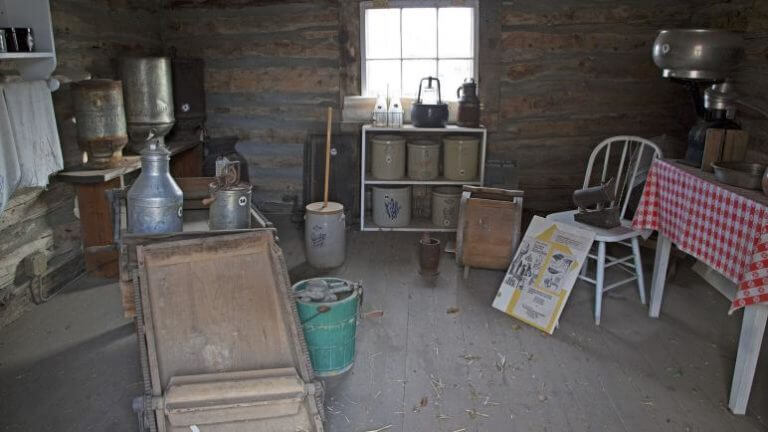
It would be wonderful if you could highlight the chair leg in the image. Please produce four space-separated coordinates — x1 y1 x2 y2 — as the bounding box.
631 237 647 304
581 255 589 277
595 241 606 325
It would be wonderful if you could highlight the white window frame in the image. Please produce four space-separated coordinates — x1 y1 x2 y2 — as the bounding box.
359 0 480 100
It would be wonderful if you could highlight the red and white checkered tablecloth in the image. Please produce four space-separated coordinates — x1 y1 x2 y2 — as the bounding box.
632 159 768 312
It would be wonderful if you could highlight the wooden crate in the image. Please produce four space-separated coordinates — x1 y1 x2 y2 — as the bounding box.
119 208 273 318
456 186 524 275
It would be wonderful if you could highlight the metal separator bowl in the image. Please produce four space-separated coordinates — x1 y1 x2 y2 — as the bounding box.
652 29 744 80
711 161 765 190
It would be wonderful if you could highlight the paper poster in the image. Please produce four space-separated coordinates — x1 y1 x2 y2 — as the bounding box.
492 216 595 334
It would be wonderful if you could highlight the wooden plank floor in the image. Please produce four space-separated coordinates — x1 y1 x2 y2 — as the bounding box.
281 224 768 432
1 217 765 431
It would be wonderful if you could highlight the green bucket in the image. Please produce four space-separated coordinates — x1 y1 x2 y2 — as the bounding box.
293 278 360 377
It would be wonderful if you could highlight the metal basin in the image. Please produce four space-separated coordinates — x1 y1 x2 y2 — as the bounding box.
652 29 744 80
711 161 765 190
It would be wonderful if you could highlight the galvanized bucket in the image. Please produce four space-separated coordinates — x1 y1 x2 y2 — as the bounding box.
371 135 406 180
431 186 461 227
208 182 252 230
443 135 479 181
293 278 361 377
407 140 440 180
304 202 346 269
372 185 411 227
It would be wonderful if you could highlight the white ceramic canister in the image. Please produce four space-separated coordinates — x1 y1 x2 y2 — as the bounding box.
371 135 406 180
372 185 411 227
443 135 479 181
431 186 461 228
407 140 440 180
305 201 346 268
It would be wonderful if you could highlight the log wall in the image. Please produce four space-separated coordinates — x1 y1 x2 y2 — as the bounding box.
162 0 762 210
0 0 165 328
733 4 768 164
491 0 752 209
165 0 341 204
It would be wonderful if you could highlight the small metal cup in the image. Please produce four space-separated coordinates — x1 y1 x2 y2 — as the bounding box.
15 28 33 52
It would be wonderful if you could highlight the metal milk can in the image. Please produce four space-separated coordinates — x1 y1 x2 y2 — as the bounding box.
127 142 184 233
119 57 175 153
71 79 129 168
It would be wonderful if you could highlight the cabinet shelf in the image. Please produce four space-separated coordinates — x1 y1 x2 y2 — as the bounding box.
0 51 54 60
360 124 487 232
361 216 460 232
0 0 57 81
364 176 482 186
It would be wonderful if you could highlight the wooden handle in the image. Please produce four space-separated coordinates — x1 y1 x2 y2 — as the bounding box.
323 106 333 208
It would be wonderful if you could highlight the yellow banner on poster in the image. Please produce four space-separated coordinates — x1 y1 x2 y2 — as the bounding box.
492 216 595 334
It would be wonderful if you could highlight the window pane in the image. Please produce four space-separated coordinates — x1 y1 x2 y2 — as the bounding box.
438 59 473 101
402 60 437 99
402 8 436 59
438 8 473 58
366 8 400 59
366 60 401 98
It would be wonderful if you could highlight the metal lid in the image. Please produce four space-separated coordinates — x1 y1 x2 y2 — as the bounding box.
443 135 479 143
371 134 405 143
407 140 439 148
141 140 170 157
306 201 344 214
432 186 461 196
209 181 252 192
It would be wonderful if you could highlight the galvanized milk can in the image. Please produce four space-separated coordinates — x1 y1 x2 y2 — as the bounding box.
372 185 411 227
208 182 252 230
305 202 346 269
127 143 183 234
431 186 461 228
443 135 479 181
407 140 439 180
371 135 406 180
119 57 175 153
71 79 128 168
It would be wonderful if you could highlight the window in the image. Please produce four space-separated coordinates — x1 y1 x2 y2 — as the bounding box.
361 1 478 101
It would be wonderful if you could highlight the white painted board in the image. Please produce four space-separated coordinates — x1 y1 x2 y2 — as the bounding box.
492 216 595 334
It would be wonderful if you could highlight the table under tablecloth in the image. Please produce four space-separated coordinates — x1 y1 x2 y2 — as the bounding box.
632 159 768 312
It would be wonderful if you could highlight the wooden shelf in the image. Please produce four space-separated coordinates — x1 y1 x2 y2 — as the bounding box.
364 175 481 185
363 124 485 133
362 216 458 232
360 125 487 232
57 139 202 184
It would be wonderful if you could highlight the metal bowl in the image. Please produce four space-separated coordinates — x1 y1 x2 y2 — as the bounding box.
652 29 744 80
711 161 765 190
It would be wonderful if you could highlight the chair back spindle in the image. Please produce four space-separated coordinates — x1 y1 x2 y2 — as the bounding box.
581 136 662 221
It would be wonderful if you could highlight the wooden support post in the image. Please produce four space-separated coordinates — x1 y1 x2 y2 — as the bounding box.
170 143 203 178
75 178 120 277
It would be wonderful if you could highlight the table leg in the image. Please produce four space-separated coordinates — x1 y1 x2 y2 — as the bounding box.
649 233 672 318
729 305 768 415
